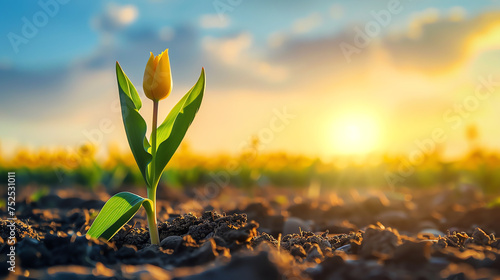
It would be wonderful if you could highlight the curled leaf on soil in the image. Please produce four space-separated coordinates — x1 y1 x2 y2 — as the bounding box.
86 192 154 241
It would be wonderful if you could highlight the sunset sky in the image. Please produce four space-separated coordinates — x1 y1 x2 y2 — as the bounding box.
1 0 500 159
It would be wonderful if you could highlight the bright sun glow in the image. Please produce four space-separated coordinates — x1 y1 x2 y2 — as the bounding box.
330 114 380 155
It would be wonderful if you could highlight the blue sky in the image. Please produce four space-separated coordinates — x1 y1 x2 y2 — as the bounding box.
2 0 500 158
1 1 493 69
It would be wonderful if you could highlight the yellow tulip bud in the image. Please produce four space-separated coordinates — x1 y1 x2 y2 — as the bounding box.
143 49 173 101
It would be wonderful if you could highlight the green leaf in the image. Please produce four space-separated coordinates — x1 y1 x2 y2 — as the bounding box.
151 68 205 187
87 192 154 241
116 62 152 186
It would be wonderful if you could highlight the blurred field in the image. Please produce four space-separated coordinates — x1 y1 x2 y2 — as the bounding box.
1 125 500 200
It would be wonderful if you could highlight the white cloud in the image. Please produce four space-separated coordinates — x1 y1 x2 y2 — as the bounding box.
92 3 138 33
267 12 323 48
202 33 288 82
202 33 252 65
200 14 229 29
109 4 137 25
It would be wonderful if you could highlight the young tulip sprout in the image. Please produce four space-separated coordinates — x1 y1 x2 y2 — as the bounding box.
87 49 205 245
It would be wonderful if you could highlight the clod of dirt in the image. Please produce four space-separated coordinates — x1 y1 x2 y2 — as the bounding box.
390 240 431 264
469 227 491 246
281 230 331 254
175 238 225 267
306 243 324 262
360 223 401 259
252 232 278 248
160 235 183 251
136 244 160 259
445 231 469 248
328 231 363 252
116 244 137 259
432 236 448 251
491 239 500 249
158 211 257 248
290 244 307 258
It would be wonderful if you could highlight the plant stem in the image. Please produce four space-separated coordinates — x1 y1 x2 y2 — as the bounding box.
151 100 159 186
147 188 160 245
147 100 160 245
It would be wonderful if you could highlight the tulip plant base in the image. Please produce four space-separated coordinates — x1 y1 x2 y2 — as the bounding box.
1 187 500 280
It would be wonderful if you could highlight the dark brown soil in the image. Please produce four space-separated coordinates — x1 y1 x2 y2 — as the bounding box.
1 186 500 279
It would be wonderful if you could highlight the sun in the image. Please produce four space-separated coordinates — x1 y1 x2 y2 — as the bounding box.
329 114 380 155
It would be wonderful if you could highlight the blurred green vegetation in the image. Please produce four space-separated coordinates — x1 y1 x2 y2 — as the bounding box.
1 125 500 194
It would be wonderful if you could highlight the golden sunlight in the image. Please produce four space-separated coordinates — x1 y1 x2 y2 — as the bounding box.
329 113 380 155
